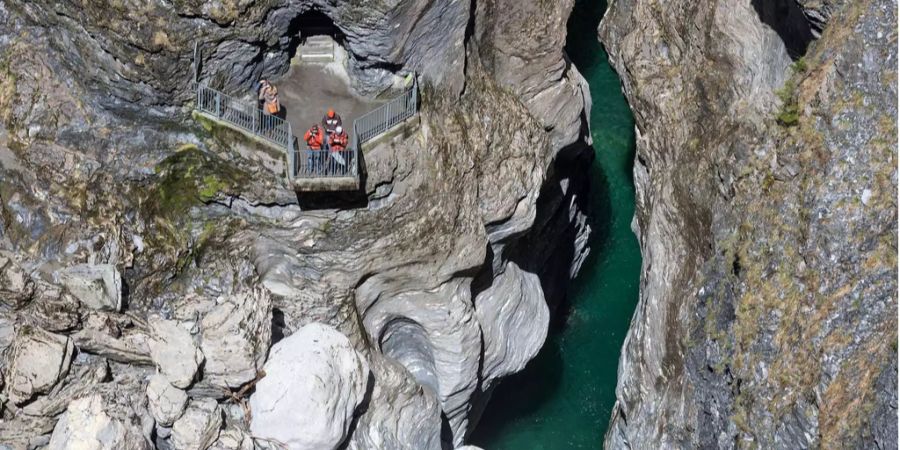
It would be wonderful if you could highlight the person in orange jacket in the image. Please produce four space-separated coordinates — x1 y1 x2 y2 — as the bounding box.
304 124 324 150
328 126 349 152
304 124 325 174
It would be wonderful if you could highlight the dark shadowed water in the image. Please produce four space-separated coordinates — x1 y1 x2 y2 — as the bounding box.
469 0 640 447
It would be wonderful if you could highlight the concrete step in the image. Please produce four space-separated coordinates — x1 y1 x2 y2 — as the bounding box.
299 35 335 62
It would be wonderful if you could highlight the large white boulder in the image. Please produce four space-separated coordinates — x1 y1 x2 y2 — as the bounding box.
146 373 188 426
56 263 122 312
250 323 370 450
5 326 74 404
171 398 222 450
200 287 271 389
47 394 150 450
148 318 203 389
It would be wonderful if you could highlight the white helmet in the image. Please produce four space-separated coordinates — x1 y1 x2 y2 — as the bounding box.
335 126 343 133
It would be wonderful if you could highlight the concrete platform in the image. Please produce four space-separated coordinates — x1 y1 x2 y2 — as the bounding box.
277 56 381 142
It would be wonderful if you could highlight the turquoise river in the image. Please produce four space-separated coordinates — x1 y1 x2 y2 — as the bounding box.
470 0 641 448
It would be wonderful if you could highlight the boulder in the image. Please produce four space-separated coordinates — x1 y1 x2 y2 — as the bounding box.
56 264 122 312
5 326 74 405
47 394 150 450
249 323 370 450
171 398 222 450
148 318 203 388
200 287 271 389
0 251 34 308
146 373 188 427
209 427 254 450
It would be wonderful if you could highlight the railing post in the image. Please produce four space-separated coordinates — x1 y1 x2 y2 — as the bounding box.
287 122 295 180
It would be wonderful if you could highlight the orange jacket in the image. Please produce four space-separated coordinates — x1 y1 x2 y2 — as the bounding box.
304 127 324 150
328 131 349 151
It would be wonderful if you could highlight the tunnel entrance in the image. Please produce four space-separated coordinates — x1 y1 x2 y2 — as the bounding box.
290 9 345 64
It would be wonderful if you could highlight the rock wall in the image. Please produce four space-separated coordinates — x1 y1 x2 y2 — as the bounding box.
600 0 897 447
0 0 591 448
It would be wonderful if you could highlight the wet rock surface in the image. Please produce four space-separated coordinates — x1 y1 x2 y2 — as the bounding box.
600 0 897 447
0 0 591 448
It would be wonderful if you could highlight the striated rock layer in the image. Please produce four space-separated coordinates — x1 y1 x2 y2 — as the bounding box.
0 0 592 448
600 0 897 448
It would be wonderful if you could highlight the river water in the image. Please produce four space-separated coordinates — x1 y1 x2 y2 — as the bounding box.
470 0 640 448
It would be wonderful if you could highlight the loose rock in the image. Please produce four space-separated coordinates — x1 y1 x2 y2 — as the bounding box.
149 318 203 389
5 326 74 405
147 373 188 427
171 398 223 450
56 263 122 312
200 287 271 389
47 394 150 450
0 251 35 308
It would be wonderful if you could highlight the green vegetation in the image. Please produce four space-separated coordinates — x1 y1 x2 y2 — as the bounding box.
145 144 247 219
775 58 809 127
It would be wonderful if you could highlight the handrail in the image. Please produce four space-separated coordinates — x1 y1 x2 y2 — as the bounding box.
194 76 418 185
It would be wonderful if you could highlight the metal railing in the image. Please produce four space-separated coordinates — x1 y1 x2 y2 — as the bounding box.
194 77 418 184
352 79 419 146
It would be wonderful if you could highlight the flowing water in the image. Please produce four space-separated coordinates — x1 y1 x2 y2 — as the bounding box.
470 0 640 447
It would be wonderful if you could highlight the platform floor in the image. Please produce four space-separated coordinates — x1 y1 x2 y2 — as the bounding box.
276 62 381 142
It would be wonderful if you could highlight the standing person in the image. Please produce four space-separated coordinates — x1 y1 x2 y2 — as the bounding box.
304 124 325 174
262 83 280 116
322 108 342 134
327 126 350 175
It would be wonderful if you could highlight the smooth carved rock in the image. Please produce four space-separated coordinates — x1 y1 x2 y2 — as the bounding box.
5 326 74 405
56 264 122 312
200 288 271 389
147 373 188 427
0 251 35 308
47 394 150 450
171 398 223 450
149 318 203 389
475 262 549 386
250 323 370 450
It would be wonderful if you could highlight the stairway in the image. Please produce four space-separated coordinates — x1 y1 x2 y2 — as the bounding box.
298 35 335 63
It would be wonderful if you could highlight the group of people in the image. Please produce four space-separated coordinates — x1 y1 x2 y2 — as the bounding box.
256 78 351 174
304 109 349 153
303 109 351 174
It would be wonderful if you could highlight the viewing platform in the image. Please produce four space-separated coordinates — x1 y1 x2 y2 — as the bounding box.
192 48 418 193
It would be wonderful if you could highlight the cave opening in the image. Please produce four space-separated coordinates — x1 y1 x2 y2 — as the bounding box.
751 0 815 59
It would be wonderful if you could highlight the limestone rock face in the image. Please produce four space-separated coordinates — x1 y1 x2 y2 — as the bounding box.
171 398 223 450
148 318 203 389
600 0 897 448
250 323 370 450
47 394 150 450
56 264 122 312
146 374 188 427
199 287 271 389
5 326 74 405
0 251 34 308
